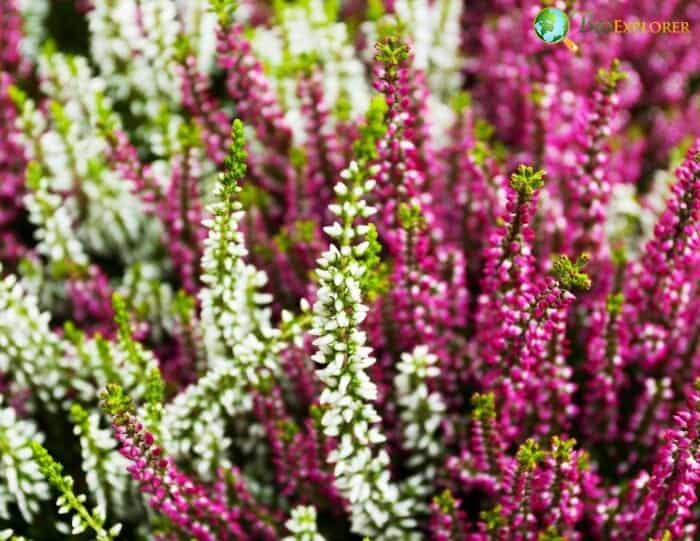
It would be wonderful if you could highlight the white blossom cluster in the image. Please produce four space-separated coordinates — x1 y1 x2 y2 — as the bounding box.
311 163 418 540
163 176 281 479
88 0 180 109
179 0 219 73
393 0 463 98
23 169 89 269
70 408 132 518
16 0 49 62
605 166 677 258
199 181 280 372
0 529 30 541
68 328 157 407
283 505 326 541
11 52 153 264
162 365 250 479
117 262 177 340
395 345 446 501
250 0 371 141
87 0 185 159
0 402 49 521
0 269 71 408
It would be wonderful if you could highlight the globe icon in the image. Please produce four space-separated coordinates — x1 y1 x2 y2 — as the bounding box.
533 7 570 44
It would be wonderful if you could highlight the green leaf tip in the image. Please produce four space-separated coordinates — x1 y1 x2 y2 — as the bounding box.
222 119 247 187
398 202 426 231
551 435 576 462
597 58 627 93
552 253 592 292
374 35 411 66
471 392 496 421
433 489 457 513
606 292 624 315
99 384 135 420
510 164 546 197
516 438 546 471
210 0 239 27
539 526 566 541
353 95 388 163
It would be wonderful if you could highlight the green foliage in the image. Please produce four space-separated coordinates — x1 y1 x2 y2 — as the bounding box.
276 51 321 78
331 88 351 122
516 438 546 471
222 119 248 190
352 95 388 163
374 35 411 67
597 59 627 93
551 436 576 462
480 505 506 533
174 35 193 63
94 92 118 137
510 165 546 197
360 223 389 301
99 384 135 423
210 0 239 27
112 293 147 372
172 290 196 325
433 489 457 513
539 526 566 541
471 392 496 422
7 84 27 109
69 403 89 427
25 161 43 191
397 202 426 231
366 0 384 20
610 244 627 266
530 83 546 107
49 101 71 137
275 220 316 253
30 442 120 540
474 118 495 142
450 91 471 113
606 292 624 315
552 254 592 292
143 367 165 432
177 121 201 150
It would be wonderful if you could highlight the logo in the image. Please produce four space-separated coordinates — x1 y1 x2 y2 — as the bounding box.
533 7 579 53
579 13 691 34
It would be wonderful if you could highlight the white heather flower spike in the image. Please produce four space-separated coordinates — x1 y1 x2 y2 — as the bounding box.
70 406 132 518
0 401 50 521
14 52 153 262
395 346 446 502
250 0 371 142
23 168 89 268
88 0 180 110
283 505 326 541
17 0 49 62
311 162 419 540
393 0 463 96
0 268 72 409
163 122 282 478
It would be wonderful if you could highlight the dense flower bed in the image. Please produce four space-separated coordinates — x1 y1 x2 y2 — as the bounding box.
0 0 699 540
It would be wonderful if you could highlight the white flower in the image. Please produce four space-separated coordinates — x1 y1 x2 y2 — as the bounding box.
311 164 417 539
0 402 49 521
394 346 446 500
283 505 326 541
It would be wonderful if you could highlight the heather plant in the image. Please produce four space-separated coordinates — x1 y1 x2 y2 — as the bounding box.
0 0 699 540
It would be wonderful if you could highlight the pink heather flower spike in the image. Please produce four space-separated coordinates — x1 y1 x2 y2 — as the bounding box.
101 384 277 541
